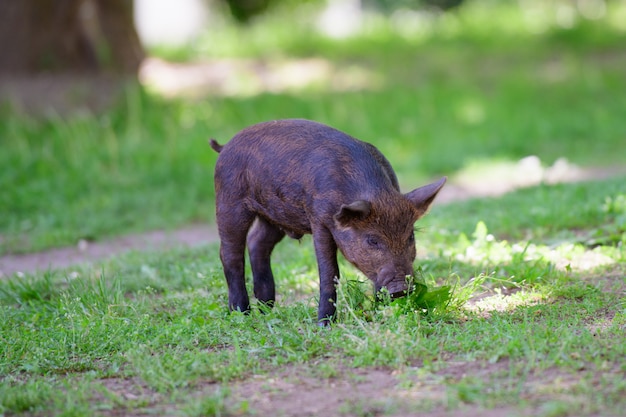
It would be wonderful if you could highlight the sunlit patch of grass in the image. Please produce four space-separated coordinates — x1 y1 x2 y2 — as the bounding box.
139 57 384 99
447 221 618 275
465 287 548 315
150 1 626 61
424 176 626 242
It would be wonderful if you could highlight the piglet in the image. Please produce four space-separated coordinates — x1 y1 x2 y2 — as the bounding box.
210 119 445 325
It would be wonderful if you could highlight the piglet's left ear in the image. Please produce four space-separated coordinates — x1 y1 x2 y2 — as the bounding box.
334 200 372 228
405 177 447 218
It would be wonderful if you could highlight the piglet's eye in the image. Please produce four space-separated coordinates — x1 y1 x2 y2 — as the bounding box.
408 234 415 244
366 235 380 247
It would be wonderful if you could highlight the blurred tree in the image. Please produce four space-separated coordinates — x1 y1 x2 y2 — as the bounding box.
425 0 464 10
365 0 465 12
220 0 464 24
0 0 144 74
221 0 322 23
223 0 272 23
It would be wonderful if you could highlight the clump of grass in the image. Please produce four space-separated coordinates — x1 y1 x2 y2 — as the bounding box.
0 379 53 415
0 272 57 307
381 275 452 318
335 267 494 326
182 387 248 417
585 192 626 247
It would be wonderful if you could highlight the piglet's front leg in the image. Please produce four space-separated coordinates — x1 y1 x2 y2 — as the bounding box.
312 227 340 326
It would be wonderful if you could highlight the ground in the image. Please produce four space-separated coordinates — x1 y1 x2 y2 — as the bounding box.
93 343 623 417
2 170 624 416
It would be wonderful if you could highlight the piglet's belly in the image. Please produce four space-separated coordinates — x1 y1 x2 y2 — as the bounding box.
247 198 313 239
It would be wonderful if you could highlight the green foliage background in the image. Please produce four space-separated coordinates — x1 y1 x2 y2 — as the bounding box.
1 0 625 254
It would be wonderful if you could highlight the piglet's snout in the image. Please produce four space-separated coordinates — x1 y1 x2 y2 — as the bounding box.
377 266 413 298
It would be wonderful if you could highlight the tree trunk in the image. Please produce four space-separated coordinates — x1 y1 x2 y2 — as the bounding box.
0 0 144 75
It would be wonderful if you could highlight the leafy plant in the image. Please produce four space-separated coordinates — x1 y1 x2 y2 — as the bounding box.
585 193 626 247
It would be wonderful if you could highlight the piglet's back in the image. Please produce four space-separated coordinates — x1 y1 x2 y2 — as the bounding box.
215 119 399 195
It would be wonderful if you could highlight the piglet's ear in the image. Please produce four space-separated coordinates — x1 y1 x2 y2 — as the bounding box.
405 177 447 218
334 200 372 228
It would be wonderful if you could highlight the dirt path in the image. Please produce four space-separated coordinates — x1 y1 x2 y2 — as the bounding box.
1 164 622 278
97 358 598 417
0 224 219 278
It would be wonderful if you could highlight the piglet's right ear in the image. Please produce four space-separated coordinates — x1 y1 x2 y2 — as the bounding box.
405 177 447 218
334 200 371 227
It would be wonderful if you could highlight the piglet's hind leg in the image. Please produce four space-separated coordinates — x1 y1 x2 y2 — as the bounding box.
247 217 285 308
217 207 255 314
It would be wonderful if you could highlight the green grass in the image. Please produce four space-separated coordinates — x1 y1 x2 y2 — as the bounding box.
2 2 626 254
1 178 625 415
425 175 626 239
1 4 625 414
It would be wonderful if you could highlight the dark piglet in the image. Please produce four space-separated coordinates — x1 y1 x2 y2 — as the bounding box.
210 119 446 325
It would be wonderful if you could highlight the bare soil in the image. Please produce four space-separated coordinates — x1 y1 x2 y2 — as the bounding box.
0 224 219 278
94 359 614 417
